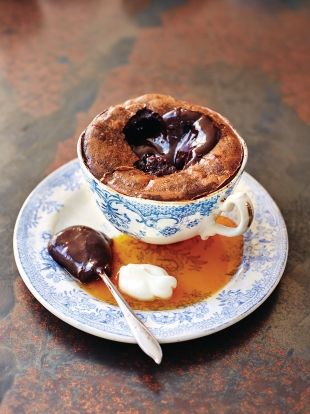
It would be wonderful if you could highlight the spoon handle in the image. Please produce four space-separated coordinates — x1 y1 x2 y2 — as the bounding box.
99 272 163 364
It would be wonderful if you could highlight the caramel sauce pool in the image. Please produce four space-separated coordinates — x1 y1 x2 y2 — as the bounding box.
82 217 243 310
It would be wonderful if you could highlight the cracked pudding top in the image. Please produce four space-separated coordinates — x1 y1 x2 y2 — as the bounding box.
81 94 244 201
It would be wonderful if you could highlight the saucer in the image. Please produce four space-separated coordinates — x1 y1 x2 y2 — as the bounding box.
13 160 288 344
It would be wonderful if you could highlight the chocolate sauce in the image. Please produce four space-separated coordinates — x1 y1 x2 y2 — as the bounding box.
123 107 220 176
48 226 112 283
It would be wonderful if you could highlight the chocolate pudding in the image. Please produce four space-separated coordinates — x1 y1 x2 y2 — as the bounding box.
81 94 243 201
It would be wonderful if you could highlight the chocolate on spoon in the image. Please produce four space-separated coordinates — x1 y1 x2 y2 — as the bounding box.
48 225 112 283
48 225 163 364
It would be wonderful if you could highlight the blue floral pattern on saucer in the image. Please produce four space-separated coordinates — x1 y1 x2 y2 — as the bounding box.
13 160 288 344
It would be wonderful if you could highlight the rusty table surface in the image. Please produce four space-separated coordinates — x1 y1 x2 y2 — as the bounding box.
0 1 309 413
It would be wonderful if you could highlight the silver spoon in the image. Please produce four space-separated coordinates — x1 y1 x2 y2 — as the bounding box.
48 225 162 364
99 271 162 364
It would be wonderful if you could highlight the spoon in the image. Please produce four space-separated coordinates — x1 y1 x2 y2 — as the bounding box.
48 225 163 364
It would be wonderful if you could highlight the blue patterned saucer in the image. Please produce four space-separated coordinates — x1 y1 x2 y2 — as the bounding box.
13 160 288 344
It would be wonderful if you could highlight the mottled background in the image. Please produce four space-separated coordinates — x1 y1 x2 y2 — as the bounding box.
0 1 309 413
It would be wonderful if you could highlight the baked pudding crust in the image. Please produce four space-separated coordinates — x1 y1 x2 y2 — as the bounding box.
81 94 243 201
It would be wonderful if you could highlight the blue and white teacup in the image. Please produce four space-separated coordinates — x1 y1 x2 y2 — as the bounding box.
77 133 253 245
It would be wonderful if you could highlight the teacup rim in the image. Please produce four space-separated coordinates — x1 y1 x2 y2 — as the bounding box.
77 126 248 206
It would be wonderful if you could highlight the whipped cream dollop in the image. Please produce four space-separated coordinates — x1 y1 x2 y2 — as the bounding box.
118 264 177 301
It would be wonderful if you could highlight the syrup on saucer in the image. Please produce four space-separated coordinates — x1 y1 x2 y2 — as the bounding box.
82 217 243 311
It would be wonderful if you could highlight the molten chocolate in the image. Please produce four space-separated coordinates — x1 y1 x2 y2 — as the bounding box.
124 108 220 176
48 226 112 283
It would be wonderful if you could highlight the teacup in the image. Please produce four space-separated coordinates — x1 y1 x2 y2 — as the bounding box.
77 132 253 245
